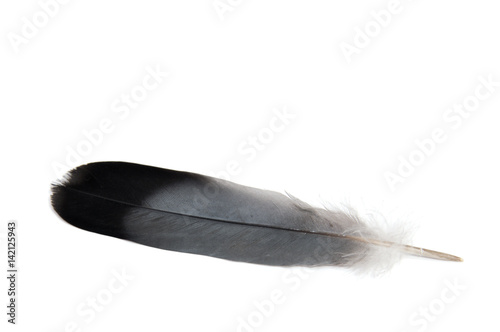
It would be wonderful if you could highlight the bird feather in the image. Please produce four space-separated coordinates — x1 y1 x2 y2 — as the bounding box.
50 162 461 274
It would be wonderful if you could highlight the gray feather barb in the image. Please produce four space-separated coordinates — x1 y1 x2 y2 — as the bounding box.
50 162 462 273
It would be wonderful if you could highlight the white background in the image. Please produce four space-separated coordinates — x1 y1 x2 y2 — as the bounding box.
1 0 499 331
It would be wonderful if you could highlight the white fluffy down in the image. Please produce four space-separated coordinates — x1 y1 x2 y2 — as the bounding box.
318 200 415 276
339 203 413 276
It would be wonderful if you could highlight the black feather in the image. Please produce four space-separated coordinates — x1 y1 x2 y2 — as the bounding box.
51 162 462 270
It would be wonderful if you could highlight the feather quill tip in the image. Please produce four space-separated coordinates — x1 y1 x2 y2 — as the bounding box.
399 244 463 262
